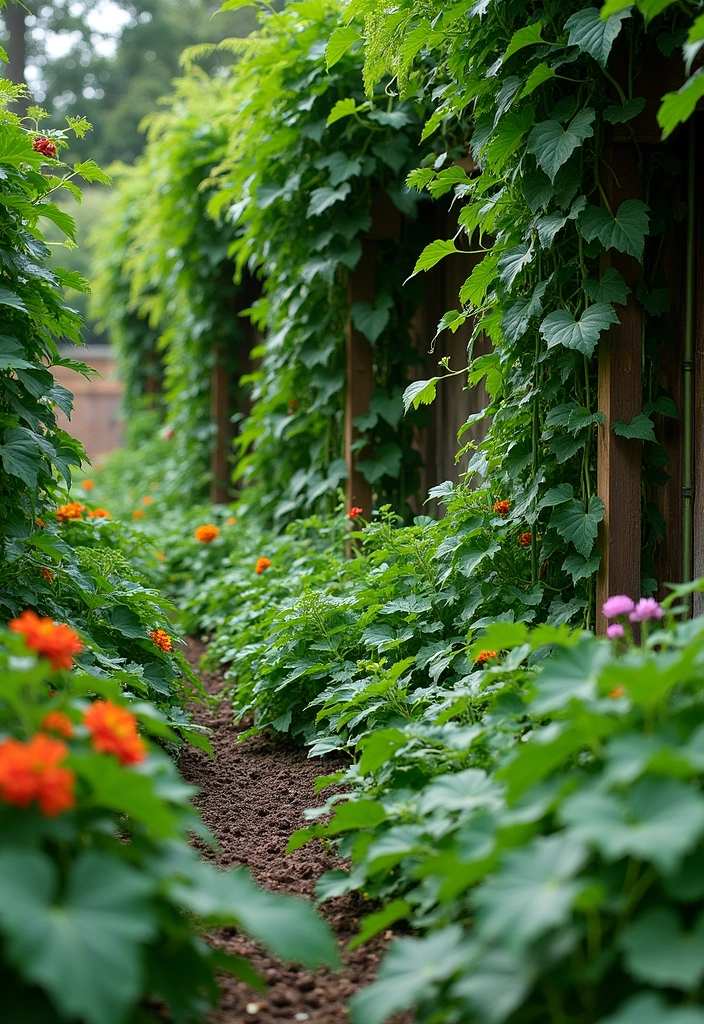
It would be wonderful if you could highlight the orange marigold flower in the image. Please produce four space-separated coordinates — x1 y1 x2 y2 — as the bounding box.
255 557 272 575
492 500 510 517
8 610 83 671
132 509 145 519
609 685 626 700
475 649 498 664
40 567 53 584
150 628 172 653
519 532 532 547
55 502 85 523
195 524 219 543
84 700 146 765
348 506 364 519
226 516 237 525
142 495 153 505
82 479 94 491
41 711 74 738
88 508 111 518
0 733 74 815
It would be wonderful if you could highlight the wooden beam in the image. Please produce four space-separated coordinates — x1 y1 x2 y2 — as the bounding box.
345 240 374 516
596 143 644 627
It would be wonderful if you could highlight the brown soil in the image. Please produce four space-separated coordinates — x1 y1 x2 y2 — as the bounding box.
179 639 407 1024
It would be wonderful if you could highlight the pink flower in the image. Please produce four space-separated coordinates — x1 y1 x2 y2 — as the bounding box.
629 597 664 623
602 595 635 619
606 623 625 640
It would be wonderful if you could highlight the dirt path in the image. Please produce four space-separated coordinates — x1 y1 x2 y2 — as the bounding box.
180 640 403 1024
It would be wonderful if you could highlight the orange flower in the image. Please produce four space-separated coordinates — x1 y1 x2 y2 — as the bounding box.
0 734 75 816
88 508 111 518
84 700 146 765
82 479 94 491
55 502 85 523
150 628 172 653
475 649 497 664
519 532 532 547
8 610 83 671
195 524 219 543
142 495 153 506
608 685 625 700
226 516 237 525
155 551 166 561
40 567 53 584
41 711 74 738
132 509 145 519
348 506 364 519
492 500 510 517
255 557 272 575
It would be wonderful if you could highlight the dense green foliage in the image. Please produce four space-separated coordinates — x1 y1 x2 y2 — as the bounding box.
0 47 337 1021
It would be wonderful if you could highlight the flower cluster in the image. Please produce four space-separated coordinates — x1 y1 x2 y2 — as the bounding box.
493 499 510 517
519 532 532 547
348 506 363 519
133 509 145 519
88 508 111 518
82 479 94 491
0 733 74 815
255 556 272 574
41 711 74 738
142 495 153 506
84 700 146 765
602 595 664 626
55 502 85 523
9 610 82 671
32 136 58 159
150 628 172 653
195 524 219 542
475 649 497 664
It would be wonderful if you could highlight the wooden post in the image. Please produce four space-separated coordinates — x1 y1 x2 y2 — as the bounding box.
210 347 231 505
344 194 402 516
345 241 374 515
596 143 644 627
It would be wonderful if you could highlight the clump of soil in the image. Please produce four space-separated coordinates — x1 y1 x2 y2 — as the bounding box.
180 640 407 1024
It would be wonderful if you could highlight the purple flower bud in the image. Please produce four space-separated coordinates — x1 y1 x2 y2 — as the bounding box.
629 597 664 623
606 623 625 639
602 595 635 619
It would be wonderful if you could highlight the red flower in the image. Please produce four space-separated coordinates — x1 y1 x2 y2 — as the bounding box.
348 506 364 519
519 532 532 547
0 733 74 815
150 628 172 653
33 137 58 159
255 557 272 574
8 610 82 671
492 500 510 517
40 567 53 584
84 700 146 765
41 711 74 738
475 649 497 664
195 524 219 542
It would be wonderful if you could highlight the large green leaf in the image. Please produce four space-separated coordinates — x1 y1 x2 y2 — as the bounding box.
0 334 32 369
659 70 704 138
565 7 630 66
540 303 618 357
325 26 360 69
412 238 457 274
307 182 352 217
560 776 704 872
527 108 595 181
498 241 533 289
612 413 656 441
0 849 156 1024
474 835 587 947
0 427 44 488
620 906 704 990
173 861 339 968
583 267 630 305
351 293 392 343
503 21 545 61
598 993 704 1024
403 376 439 412
579 199 650 260
349 926 469 1024
551 495 604 556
